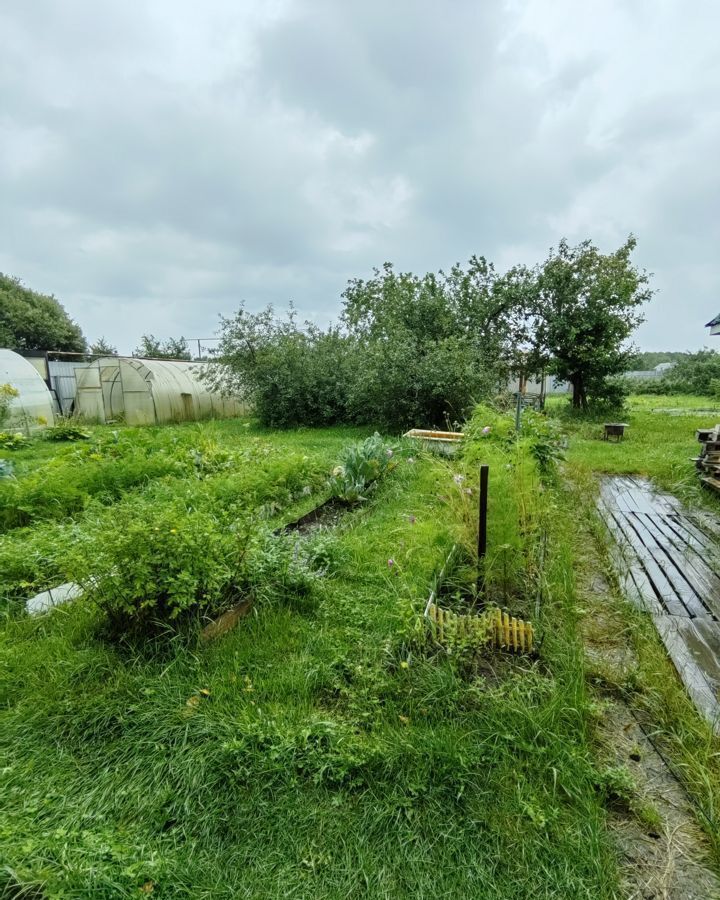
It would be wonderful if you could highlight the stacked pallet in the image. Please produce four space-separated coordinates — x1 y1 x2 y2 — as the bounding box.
694 426 720 493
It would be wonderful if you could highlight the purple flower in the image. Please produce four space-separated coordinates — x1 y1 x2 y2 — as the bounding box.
482 426 491 435
387 558 395 568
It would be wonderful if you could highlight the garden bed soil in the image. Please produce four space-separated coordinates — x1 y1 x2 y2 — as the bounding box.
277 497 349 534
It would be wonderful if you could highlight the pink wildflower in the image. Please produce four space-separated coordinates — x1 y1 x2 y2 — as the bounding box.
482 426 491 435
387 558 395 568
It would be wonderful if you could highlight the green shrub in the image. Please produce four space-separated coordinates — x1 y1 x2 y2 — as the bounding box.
585 375 629 410
521 411 566 475
64 502 244 631
328 433 397 503
203 307 354 428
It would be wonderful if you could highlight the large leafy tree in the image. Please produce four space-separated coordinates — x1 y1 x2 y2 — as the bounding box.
0 274 86 352
527 237 652 409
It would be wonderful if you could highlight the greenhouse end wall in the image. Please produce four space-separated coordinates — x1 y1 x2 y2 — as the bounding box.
0 348 56 432
76 358 247 425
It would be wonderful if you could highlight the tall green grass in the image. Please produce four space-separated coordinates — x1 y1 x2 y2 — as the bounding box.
0 421 619 898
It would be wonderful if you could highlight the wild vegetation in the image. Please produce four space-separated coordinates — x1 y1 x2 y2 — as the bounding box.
1 393 719 896
0 411 604 896
205 237 651 429
4 237 720 895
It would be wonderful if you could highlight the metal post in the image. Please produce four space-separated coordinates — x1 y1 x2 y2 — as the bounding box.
477 465 489 598
478 464 489 560
515 392 522 431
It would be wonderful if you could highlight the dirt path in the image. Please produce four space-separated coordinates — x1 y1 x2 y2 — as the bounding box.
579 548 720 897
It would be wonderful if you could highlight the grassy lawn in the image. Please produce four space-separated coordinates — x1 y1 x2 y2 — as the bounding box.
0 414 622 898
548 393 719 504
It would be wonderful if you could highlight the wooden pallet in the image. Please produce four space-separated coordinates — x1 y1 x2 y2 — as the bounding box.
599 475 720 731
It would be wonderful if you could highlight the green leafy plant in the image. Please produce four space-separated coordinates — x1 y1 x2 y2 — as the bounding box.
44 418 91 441
0 431 28 450
0 383 20 429
327 433 397 503
521 411 566 475
592 765 638 812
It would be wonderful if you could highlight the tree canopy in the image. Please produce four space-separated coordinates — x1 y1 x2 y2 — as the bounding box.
89 336 118 357
0 274 86 353
209 241 653 427
133 334 191 360
527 237 652 408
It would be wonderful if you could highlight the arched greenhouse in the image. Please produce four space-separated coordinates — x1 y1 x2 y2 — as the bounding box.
0 348 56 432
75 357 246 426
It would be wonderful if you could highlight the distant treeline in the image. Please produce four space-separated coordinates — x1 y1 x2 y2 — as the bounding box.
627 349 720 396
627 351 689 369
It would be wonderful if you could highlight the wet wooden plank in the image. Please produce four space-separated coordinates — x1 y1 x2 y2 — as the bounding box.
645 515 720 620
611 511 690 617
652 615 720 732
652 514 714 559
670 513 720 553
599 475 720 732
630 513 712 620
600 505 665 617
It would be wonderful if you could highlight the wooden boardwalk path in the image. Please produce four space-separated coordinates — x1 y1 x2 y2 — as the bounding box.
599 476 720 731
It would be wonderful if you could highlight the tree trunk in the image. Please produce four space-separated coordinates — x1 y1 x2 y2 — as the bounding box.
571 373 588 410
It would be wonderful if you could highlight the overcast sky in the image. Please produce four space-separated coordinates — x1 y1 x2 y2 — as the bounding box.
1 0 718 353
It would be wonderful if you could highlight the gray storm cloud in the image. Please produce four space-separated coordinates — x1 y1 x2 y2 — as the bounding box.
1 0 718 352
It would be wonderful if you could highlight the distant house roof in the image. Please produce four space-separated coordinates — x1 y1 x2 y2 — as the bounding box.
706 313 720 327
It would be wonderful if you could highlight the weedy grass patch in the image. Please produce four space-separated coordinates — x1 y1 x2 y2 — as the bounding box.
0 415 622 898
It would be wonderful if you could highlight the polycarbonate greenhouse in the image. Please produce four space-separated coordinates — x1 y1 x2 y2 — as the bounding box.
0 348 56 432
75 357 246 426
